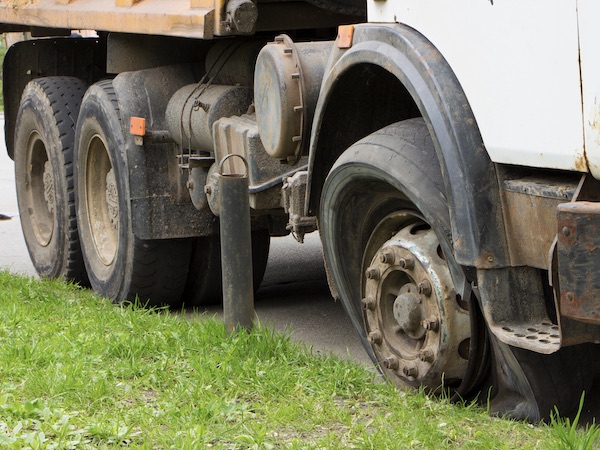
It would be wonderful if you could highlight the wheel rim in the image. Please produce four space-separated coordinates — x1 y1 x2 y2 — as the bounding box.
362 211 471 391
25 131 55 247
85 134 118 266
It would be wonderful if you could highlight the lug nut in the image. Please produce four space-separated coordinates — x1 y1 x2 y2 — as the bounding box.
399 258 415 270
368 331 383 345
379 250 395 265
361 297 376 311
419 349 435 363
422 316 439 332
417 280 432 296
366 267 380 280
382 356 399 370
403 365 418 378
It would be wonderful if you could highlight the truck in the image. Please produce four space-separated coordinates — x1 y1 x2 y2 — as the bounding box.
1 0 599 422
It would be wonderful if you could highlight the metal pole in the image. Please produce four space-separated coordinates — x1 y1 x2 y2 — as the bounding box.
218 154 254 333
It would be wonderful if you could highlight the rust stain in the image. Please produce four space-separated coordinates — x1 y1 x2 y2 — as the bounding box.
574 152 588 172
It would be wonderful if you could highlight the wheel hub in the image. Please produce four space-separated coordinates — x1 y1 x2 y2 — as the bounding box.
393 289 426 340
86 134 118 266
363 213 471 391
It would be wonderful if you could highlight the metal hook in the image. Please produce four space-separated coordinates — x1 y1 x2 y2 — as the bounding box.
219 153 249 178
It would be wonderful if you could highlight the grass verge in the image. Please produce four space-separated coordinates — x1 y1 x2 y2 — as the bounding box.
0 270 596 449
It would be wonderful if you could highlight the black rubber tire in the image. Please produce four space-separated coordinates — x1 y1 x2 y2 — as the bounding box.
320 117 592 420
14 76 89 284
182 229 271 306
74 80 191 307
496 344 597 422
320 118 486 397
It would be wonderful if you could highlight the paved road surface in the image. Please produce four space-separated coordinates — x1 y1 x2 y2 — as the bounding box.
2 115 598 423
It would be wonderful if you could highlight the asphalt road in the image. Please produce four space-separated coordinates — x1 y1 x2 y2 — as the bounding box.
1 115 598 424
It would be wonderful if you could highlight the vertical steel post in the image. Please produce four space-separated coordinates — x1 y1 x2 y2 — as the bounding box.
218 154 254 333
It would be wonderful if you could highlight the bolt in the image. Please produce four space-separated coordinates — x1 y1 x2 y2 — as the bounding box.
403 365 418 378
399 257 415 270
204 185 212 195
368 331 383 345
562 227 570 237
361 297 376 311
419 349 435 363
382 356 399 370
379 250 395 265
186 180 194 190
417 280 432 296
566 292 574 301
487 255 494 263
422 316 439 332
366 267 380 280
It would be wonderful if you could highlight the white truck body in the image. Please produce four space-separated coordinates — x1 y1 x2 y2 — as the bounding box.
369 0 588 173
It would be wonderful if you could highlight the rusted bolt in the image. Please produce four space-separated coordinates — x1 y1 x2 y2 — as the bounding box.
403 365 418 378
379 250 395 265
368 331 383 345
419 349 435 363
422 316 439 332
487 255 494 263
399 257 415 270
382 356 399 370
566 292 574 301
562 227 570 237
186 180 194 190
361 297 376 311
417 280 432 296
204 185 212 195
366 267 380 280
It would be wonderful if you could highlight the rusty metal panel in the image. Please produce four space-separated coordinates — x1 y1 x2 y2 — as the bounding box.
502 176 577 269
0 0 215 38
557 201 600 325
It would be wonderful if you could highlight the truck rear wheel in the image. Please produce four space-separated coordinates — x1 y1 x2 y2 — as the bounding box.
14 77 88 284
320 118 591 419
74 81 191 306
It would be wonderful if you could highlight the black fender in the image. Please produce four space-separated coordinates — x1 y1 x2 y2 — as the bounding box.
3 37 106 160
307 23 508 269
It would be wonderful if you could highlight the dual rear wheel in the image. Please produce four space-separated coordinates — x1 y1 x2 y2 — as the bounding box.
15 78 270 306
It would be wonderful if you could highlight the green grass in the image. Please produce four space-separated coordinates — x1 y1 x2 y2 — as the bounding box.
0 270 595 449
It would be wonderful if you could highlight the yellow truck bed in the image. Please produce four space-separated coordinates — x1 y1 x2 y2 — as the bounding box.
0 0 214 38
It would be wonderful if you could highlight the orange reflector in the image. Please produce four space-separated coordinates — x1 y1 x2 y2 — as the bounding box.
130 117 146 136
337 25 354 49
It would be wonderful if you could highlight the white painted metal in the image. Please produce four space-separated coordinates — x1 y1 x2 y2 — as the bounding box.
367 0 586 172
577 0 600 179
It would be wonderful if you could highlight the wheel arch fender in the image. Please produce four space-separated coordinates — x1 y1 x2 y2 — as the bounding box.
3 38 107 160
308 23 508 268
